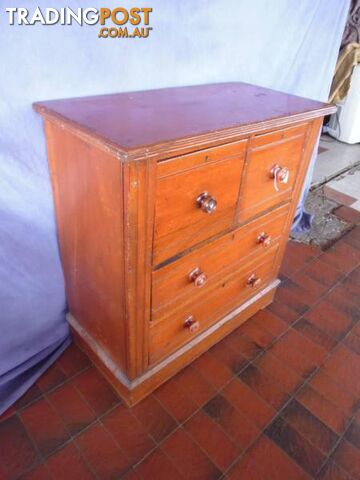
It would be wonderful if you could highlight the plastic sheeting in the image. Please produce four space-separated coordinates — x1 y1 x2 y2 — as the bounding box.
0 0 350 413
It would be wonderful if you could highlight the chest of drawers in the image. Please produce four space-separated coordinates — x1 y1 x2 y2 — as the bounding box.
34 83 335 405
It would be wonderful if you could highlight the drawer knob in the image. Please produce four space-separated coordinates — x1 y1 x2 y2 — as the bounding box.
247 274 261 288
189 267 208 288
270 164 290 192
184 315 200 333
257 232 272 247
196 192 217 214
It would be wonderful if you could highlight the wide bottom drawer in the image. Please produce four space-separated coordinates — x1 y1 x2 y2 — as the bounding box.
149 248 278 364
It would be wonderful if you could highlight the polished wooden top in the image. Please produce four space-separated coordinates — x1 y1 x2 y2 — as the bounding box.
34 82 335 161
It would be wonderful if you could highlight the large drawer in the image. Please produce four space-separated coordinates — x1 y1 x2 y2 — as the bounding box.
153 140 247 265
152 203 289 316
238 123 308 222
149 249 278 364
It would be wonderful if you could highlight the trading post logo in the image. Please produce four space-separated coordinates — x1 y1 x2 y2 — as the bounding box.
5 7 153 39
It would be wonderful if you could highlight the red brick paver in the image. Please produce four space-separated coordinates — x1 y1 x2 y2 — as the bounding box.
1 226 360 479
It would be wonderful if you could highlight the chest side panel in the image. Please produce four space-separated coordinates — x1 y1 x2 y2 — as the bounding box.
44 120 127 372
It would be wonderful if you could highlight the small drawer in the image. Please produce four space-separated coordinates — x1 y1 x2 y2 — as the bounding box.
153 140 247 265
149 249 277 364
152 203 289 316
238 123 308 222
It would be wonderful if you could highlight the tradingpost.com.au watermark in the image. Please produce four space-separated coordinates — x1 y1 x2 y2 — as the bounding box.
5 6 153 38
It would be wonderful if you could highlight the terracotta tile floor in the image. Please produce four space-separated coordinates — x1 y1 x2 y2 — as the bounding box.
1 219 360 479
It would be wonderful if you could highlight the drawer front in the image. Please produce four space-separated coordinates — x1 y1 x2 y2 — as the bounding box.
238 124 308 222
149 249 277 364
153 140 247 265
152 203 289 316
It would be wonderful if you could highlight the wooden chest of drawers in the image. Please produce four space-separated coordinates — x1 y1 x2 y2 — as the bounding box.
34 82 335 405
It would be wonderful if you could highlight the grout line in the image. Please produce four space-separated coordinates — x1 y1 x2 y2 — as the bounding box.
152 247 360 478
220 256 360 477
9 243 360 479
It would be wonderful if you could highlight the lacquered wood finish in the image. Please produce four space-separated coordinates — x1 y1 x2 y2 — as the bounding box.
154 145 246 265
149 248 278 363
152 204 289 314
34 82 335 406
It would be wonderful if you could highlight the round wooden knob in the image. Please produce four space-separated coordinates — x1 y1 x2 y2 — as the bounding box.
184 315 200 333
196 192 217 214
247 274 261 288
189 268 208 288
257 232 272 247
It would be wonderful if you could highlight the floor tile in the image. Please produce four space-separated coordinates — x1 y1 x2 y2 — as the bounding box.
281 400 339 455
36 364 67 394
291 269 330 299
275 284 310 315
269 329 326 379
302 258 344 288
101 404 155 464
222 378 275 429
21 397 70 457
162 427 221 480
344 418 360 450
209 338 250 374
0 415 40 480
20 463 52 479
221 330 264 362
236 319 275 349
253 350 303 394
250 309 289 337
342 225 360 250
203 394 260 450
14 385 42 410
341 278 360 304
0 406 16 423
352 322 360 337
324 284 360 318
322 345 360 397
343 331 360 354
76 422 131 479
46 443 95 479
4 236 360 479
265 416 326 476
135 449 183 480
47 381 96 437
192 350 233 390
296 385 350 435
280 242 319 278
303 301 354 342
309 371 358 417
56 343 90 378
238 364 290 409
294 318 338 351
335 205 360 224
132 395 177 442
332 439 360 478
280 277 320 308
184 410 241 471
154 378 198 423
71 367 120 416
317 459 352 480
228 435 310 480
173 365 216 408
321 241 360 274
121 469 142 480
347 264 360 286
266 300 300 325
